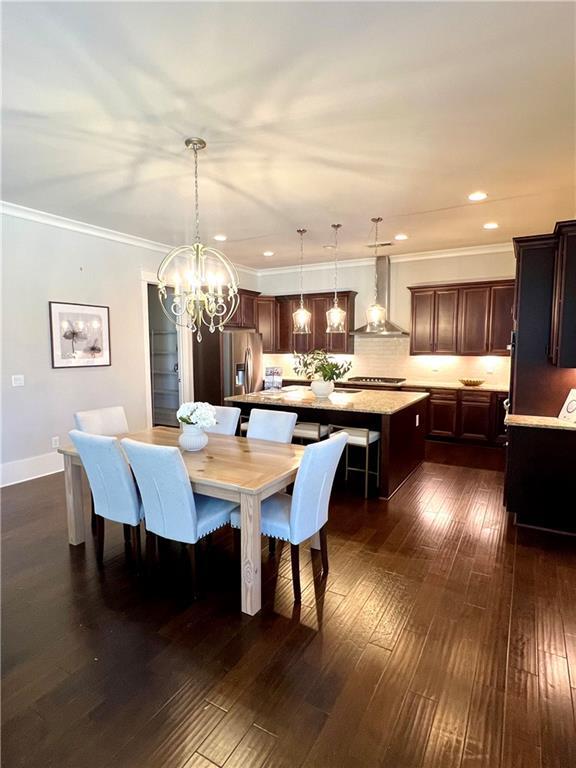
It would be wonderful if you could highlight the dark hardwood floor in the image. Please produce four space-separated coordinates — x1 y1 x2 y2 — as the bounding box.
2 458 576 767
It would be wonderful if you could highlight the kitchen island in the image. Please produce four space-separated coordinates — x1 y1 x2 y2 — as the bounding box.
226 387 429 498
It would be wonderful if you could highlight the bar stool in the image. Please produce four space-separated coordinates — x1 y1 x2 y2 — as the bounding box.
292 422 330 443
328 425 380 498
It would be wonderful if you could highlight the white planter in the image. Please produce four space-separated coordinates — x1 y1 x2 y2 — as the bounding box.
179 423 208 452
310 380 335 399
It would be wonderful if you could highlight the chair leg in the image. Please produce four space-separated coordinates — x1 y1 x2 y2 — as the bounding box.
268 536 276 556
146 531 157 567
90 493 97 535
96 515 105 566
345 444 349 485
365 443 370 499
319 525 329 576
123 524 131 544
189 542 200 600
130 525 142 564
290 543 301 603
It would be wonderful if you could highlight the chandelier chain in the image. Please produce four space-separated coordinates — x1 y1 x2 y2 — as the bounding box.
297 228 307 308
331 223 341 302
193 145 200 243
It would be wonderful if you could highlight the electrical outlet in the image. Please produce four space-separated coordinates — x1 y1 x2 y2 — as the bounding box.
51 436 60 449
416 414 420 427
11 374 24 387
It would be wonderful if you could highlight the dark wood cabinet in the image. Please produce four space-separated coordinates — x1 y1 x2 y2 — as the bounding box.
550 221 576 368
434 289 459 353
428 390 458 437
488 284 514 354
410 290 435 353
458 285 490 354
409 279 514 357
258 291 356 354
226 289 260 329
255 297 276 353
459 390 492 441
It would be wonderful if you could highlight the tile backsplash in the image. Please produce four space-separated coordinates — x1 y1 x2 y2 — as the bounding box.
262 336 511 386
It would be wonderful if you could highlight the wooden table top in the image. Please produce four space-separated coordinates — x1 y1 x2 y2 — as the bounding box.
59 427 305 496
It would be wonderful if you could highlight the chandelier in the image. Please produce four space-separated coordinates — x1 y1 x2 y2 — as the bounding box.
326 223 346 333
292 228 311 334
157 138 239 341
365 216 387 331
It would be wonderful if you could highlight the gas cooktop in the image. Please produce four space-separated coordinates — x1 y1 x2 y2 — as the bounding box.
348 376 407 385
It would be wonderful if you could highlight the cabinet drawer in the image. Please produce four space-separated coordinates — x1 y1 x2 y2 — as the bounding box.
459 390 492 402
429 388 458 400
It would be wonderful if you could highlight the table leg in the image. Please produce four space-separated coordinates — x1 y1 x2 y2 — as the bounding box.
240 491 261 615
63 454 85 545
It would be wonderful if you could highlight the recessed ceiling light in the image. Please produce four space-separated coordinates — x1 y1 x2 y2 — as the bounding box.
213 234 227 242
263 250 274 257
468 191 488 201
483 222 499 230
394 233 408 241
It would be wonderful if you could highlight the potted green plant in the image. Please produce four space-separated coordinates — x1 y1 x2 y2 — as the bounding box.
293 350 352 398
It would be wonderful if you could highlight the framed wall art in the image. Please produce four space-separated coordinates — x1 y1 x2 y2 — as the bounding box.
49 302 111 368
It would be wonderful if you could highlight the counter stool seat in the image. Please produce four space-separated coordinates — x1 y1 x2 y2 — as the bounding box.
330 427 380 446
328 424 381 498
293 422 330 442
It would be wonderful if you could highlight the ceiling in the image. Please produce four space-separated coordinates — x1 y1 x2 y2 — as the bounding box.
2 1 574 268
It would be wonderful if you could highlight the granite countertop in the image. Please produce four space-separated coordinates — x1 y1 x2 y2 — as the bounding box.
277 377 509 393
226 387 429 415
505 414 576 431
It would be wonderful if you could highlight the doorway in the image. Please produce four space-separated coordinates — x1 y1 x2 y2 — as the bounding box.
147 284 180 427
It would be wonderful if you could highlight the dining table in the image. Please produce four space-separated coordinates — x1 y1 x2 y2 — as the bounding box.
58 426 305 615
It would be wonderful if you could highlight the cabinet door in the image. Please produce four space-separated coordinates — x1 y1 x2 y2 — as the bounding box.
458 286 490 354
434 289 459 353
551 225 576 368
241 292 257 329
488 284 514 354
256 298 276 353
276 300 293 353
429 391 458 437
311 296 330 351
327 293 353 354
410 290 435 354
459 392 492 441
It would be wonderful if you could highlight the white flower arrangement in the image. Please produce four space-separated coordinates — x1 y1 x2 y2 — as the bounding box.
176 401 217 429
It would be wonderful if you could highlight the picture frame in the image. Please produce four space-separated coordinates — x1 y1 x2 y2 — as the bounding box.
49 301 111 369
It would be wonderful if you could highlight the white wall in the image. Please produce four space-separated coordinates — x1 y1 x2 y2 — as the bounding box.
0 212 165 484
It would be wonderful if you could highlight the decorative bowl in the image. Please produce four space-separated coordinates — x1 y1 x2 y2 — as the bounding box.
459 378 485 387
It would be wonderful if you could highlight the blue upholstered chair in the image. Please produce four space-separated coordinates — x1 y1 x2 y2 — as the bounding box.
121 439 239 597
205 406 241 436
245 409 298 443
73 406 129 436
69 430 143 565
231 431 347 601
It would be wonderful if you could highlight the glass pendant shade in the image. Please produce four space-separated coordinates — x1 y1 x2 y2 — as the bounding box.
157 137 239 341
326 302 346 333
293 303 312 334
366 301 387 332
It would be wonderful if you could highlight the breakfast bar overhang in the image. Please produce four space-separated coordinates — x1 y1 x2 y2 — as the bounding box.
226 387 429 499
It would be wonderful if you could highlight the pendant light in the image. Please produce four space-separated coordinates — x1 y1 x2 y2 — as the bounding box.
365 216 387 331
157 138 239 342
292 228 311 334
326 223 346 333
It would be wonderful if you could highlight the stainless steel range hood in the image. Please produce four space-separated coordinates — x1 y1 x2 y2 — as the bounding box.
352 254 409 337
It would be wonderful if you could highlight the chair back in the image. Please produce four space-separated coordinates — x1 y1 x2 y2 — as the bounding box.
69 430 140 525
246 409 297 444
206 406 241 436
289 432 347 544
74 406 129 436
121 439 198 543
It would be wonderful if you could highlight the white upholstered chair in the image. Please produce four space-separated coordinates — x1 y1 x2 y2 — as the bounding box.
122 439 239 597
231 431 347 601
245 409 298 443
69 430 143 565
205 406 241 436
73 406 129 436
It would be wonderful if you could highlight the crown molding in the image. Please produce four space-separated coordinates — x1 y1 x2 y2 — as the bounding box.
255 257 376 277
390 242 513 263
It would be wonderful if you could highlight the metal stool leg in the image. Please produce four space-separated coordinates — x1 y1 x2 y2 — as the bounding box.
364 442 370 498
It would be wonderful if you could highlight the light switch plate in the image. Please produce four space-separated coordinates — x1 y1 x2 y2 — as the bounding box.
11 374 24 387
416 414 420 427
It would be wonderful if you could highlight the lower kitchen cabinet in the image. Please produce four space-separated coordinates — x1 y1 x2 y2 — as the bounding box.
428 390 458 437
459 390 492 441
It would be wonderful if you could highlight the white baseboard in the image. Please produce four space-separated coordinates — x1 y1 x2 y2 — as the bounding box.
1 452 64 487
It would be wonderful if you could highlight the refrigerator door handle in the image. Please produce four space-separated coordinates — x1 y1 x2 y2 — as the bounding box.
245 346 253 393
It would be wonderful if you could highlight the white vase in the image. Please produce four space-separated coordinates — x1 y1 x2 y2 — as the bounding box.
310 380 334 398
179 423 208 452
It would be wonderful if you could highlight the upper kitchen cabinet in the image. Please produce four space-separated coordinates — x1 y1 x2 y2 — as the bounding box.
550 221 576 368
409 279 514 356
255 297 277 353
225 289 260 329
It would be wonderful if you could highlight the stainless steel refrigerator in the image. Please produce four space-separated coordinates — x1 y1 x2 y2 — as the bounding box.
192 329 263 405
